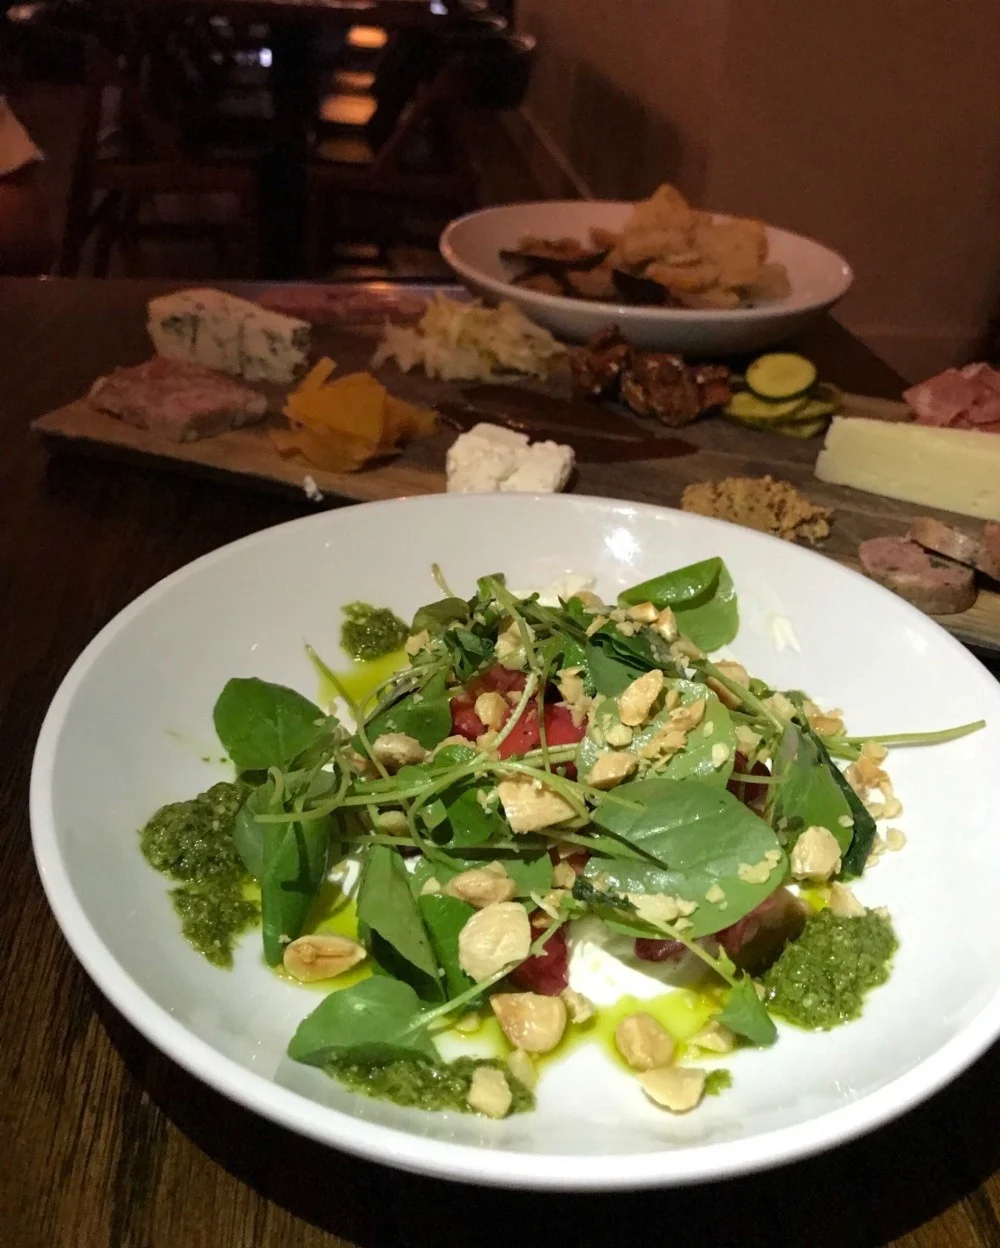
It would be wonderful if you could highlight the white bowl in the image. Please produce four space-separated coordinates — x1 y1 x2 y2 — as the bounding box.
31 494 1000 1190
440 201 853 353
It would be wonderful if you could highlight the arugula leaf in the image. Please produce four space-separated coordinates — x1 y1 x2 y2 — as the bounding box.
717 976 778 1047
365 670 452 749
587 778 786 937
619 558 739 651
260 813 331 966
357 845 443 999
771 726 854 856
213 678 329 771
445 628 496 680
287 977 437 1066
412 597 469 635
418 893 478 999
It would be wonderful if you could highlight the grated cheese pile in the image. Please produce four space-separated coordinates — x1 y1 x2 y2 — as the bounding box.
372 293 565 382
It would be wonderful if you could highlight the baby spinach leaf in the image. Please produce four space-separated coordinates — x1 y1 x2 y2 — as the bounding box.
808 730 876 878
357 845 443 999
717 975 778 1047
287 977 438 1066
260 814 331 966
587 778 786 937
585 639 643 697
412 850 553 899
214 678 329 771
365 670 452 749
412 597 469 635
233 780 272 881
443 785 506 848
619 558 739 652
418 893 478 1000
771 726 853 856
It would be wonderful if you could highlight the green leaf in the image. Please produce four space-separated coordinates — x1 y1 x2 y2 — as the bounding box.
260 813 331 965
213 678 329 771
585 639 643 697
809 730 877 878
445 628 496 680
771 726 854 857
365 670 452 750
412 850 552 899
233 780 272 881
287 977 438 1066
357 845 443 999
412 597 469 635
619 558 739 651
443 785 506 848
717 976 778 1046
587 778 786 937
418 893 478 999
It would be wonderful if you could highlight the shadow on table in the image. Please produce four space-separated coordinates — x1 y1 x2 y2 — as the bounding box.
95 994 1000 1248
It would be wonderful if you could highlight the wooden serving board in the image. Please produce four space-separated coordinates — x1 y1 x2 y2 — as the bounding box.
31 300 1000 655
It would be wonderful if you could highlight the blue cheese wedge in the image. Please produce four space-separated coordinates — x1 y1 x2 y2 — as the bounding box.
446 422 575 494
147 288 310 384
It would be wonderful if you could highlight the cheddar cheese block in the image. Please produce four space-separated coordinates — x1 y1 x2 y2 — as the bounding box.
815 417 1000 521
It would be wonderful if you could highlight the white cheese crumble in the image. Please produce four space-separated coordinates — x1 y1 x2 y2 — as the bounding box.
446 422 575 494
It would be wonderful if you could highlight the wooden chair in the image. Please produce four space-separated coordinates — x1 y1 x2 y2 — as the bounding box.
57 32 262 277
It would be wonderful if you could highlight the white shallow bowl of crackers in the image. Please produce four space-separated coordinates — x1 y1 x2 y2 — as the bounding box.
441 188 853 355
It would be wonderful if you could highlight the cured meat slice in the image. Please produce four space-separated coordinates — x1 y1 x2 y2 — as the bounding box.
907 516 981 566
859 536 976 614
902 369 983 426
977 522 1000 582
90 356 268 442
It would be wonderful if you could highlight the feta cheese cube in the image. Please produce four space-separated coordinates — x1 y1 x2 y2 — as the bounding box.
445 422 575 495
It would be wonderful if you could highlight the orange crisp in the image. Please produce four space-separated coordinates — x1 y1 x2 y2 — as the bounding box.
271 358 437 472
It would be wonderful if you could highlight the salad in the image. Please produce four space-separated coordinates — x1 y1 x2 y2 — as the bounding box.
139 558 982 1120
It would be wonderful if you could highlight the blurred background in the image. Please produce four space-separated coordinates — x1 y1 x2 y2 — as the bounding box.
2 0 999 380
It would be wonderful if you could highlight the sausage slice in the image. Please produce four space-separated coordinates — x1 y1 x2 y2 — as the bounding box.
859 536 977 614
907 516 981 567
976 522 1000 582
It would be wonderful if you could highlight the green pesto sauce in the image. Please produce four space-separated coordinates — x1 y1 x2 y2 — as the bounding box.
762 909 897 1030
704 1068 732 1096
340 602 408 663
327 1055 535 1116
139 780 259 967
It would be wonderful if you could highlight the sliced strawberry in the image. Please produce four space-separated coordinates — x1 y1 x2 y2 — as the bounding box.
450 696 486 741
509 923 569 995
467 664 527 699
497 702 585 759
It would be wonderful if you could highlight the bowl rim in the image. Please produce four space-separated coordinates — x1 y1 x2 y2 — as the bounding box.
29 494 1000 1191
439 200 854 321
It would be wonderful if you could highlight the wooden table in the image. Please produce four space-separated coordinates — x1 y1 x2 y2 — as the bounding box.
3 277 999 1248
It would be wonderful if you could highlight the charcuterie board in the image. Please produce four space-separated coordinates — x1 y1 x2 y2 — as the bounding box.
31 284 1000 655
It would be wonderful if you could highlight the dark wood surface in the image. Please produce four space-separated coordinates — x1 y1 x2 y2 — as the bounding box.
3 277 1000 1248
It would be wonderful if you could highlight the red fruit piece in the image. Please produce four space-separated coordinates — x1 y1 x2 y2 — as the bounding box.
497 702 585 759
634 938 687 963
467 664 527 698
727 753 771 809
509 923 569 995
450 696 486 741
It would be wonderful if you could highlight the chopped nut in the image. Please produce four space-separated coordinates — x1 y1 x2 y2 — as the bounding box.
404 629 431 657
764 692 798 721
375 809 410 835
886 826 907 851
680 475 831 545
603 720 634 748
497 775 576 833
860 739 888 764
282 934 367 983
689 1021 735 1054
475 691 509 732
828 882 866 917
627 600 659 624
586 751 639 790
560 987 595 1024
706 661 750 709
476 729 500 753
551 861 577 889
669 697 707 733
670 637 704 662
630 892 696 924
585 614 609 637
616 620 639 637
638 1065 706 1113
654 607 678 642
420 876 443 896
495 619 530 668
466 1066 512 1118
491 992 568 1053
618 668 665 727
705 884 726 904
711 742 730 769
866 833 888 868
453 1012 481 1033
507 1048 537 1089
372 732 426 772
458 902 532 981
615 1012 676 1071
444 862 516 909
734 724 761 755
790 825 842 882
